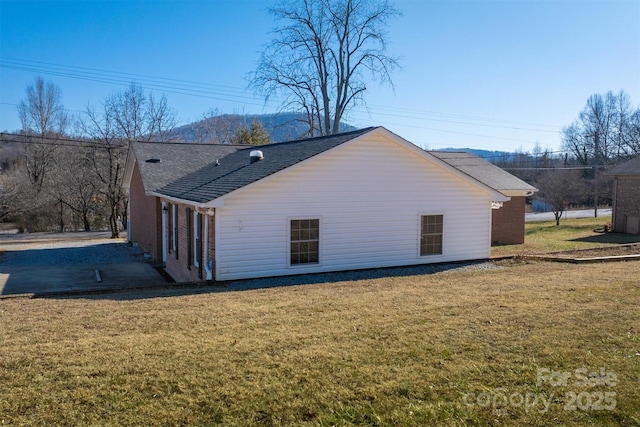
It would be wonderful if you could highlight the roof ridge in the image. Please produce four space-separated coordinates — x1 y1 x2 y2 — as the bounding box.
133 140 251 147
253 126 377 149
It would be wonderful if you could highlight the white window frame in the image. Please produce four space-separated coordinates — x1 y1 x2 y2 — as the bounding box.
288 217 321 267
171 204 178 253
418 213 445 257
194 211 200 268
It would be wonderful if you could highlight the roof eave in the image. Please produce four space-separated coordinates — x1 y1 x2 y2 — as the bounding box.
149 191 225 208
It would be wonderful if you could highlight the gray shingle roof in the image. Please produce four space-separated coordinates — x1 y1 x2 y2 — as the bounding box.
610 156 640 176
429 151 537 193
157 127 377 203
131 142 246 192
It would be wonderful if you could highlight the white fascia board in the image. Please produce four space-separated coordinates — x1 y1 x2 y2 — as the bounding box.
501 189 538 197
148 191 224 208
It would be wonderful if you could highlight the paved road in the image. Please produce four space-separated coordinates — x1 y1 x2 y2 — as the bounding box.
525 208 612 222
0 232 168 297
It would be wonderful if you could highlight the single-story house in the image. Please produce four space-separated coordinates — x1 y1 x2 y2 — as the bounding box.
123 127 534 282
610 156 640 234
430 152 537 245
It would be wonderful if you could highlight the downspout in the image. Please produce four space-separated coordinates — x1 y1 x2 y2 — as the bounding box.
161 201 168 264
202 209 214 280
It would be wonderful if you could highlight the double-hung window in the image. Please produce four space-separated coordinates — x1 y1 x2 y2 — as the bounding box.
420 215 443 256
290 219 319 265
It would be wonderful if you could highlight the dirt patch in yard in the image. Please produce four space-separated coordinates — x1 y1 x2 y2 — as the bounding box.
546 243 640 258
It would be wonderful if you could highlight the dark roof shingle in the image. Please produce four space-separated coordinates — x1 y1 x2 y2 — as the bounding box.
158 127 377 203
131 142 245 192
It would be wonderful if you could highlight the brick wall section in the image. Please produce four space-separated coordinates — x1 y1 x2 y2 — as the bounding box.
613 177 640 234
164 202 212 282
491 196 526 245
129 163 162 261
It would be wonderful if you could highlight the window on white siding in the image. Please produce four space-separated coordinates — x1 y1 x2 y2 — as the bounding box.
420 215 443 256
290 219 319 265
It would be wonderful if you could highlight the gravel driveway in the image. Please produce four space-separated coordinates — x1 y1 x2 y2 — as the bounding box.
1 240 146 266
0 232 167 296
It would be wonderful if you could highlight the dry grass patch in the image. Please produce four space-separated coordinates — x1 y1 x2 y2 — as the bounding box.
1 261 639 426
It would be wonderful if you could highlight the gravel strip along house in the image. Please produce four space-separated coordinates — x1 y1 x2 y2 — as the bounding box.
124 127 534 282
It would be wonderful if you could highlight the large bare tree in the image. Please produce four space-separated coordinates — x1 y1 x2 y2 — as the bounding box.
562 90 639 165
252 0 399 136
105 83 177 142
78 84 177 237
561 90 640 217
17 77 68 191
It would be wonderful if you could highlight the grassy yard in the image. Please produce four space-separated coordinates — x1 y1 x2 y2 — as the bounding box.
1 259 639 426
491 216 640 257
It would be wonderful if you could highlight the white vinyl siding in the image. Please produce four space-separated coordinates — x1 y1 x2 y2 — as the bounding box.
214 135 493 280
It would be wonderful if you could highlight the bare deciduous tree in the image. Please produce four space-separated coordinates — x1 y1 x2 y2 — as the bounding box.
535 169 587 226
193 109 248 144
561 90 640 217
78 103 127 237
18 77 68 136
52 144 101 231
562 90 639 165
17 77 69 191
105 83 177 142
252 0 400 136
79 85 177 237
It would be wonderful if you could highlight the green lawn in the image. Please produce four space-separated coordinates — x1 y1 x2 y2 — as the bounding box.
491 216 640 257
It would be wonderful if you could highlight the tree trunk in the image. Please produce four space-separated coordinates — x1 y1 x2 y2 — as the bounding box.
58 200 64 232
109 201 119 238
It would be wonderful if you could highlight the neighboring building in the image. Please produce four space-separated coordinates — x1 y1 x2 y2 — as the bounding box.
124 127 535 282
429 152 537 245
610 156 640 234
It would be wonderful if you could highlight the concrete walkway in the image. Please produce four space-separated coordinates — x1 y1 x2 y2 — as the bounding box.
0 232 167 297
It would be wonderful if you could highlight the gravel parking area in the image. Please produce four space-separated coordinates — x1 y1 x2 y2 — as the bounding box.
0 232 166 297
0 240 146 266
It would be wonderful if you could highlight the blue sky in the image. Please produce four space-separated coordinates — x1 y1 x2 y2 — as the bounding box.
1 0 638 152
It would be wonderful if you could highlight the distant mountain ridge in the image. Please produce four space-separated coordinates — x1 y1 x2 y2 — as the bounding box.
170 112 357 143
433 147 515 163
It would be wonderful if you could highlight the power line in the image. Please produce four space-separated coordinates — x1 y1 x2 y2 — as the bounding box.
0 133 128 149
1 57 565 145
